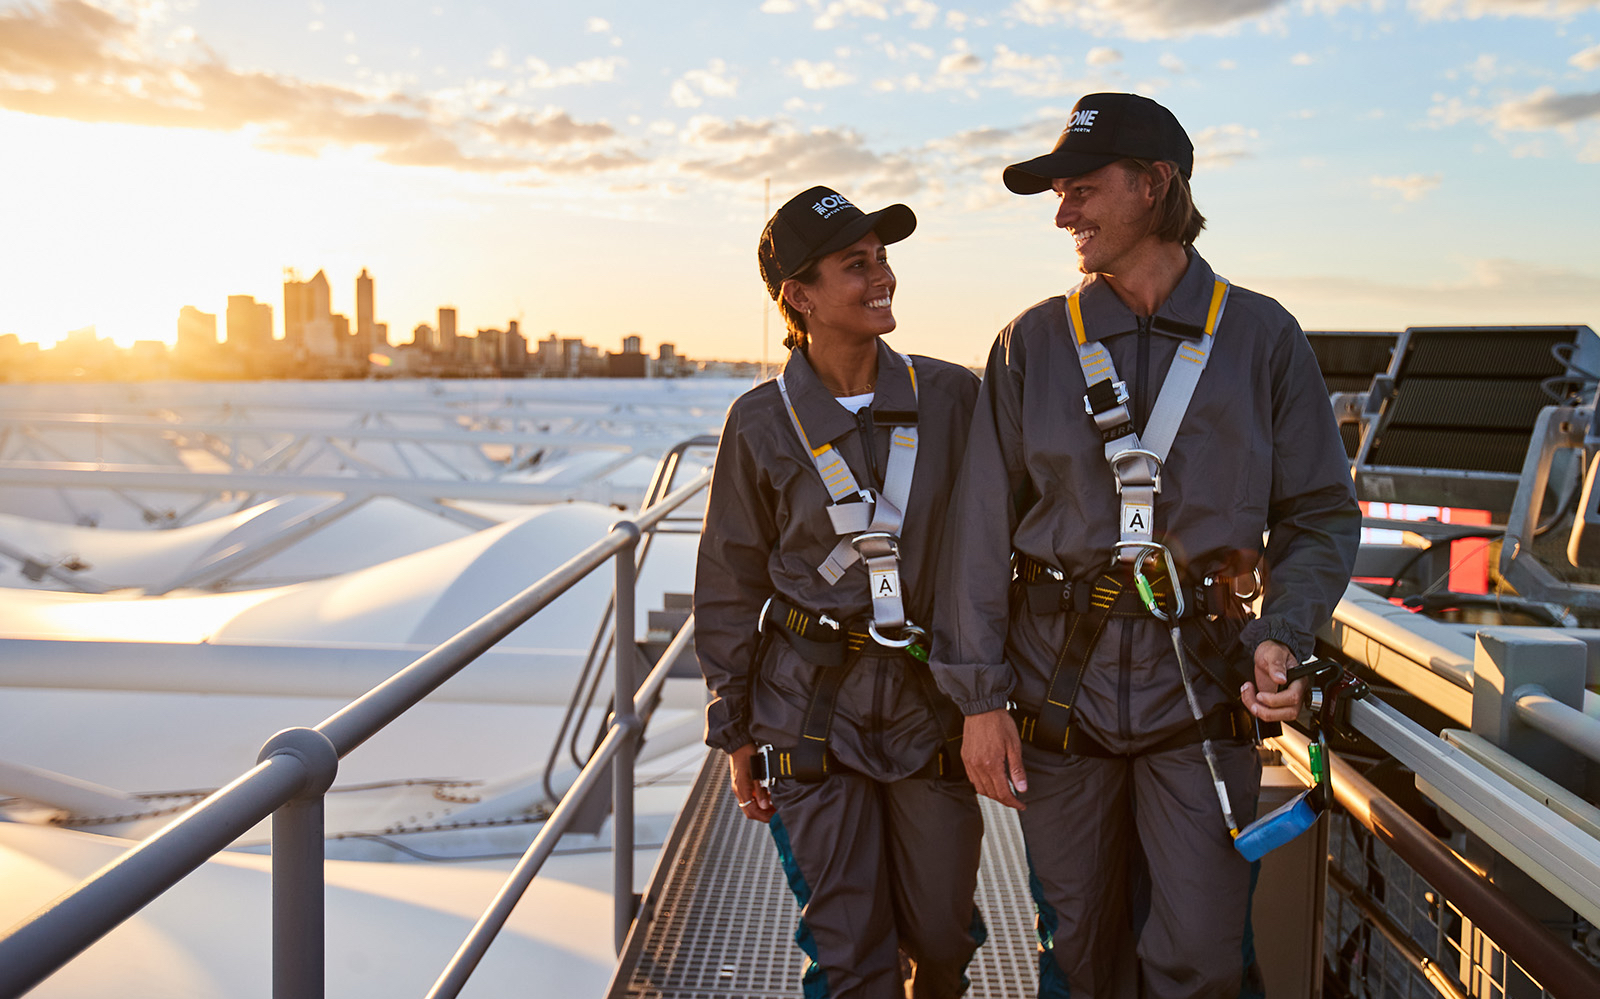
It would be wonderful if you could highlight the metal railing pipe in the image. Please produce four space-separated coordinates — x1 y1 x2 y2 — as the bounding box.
424 613 696 998
0 752 314 997
260 728 339 999
612 522 643 955
1514 687 1600 765
635 612 695 712
632 470 710 532
314 528 634 757
1275 724 1600 997
424 724 632 999
1324 865 1471 999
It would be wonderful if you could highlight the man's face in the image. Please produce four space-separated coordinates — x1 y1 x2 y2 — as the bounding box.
1050 162 1161 277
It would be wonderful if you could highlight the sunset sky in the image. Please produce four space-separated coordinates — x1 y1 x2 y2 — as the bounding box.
1 0 1596 367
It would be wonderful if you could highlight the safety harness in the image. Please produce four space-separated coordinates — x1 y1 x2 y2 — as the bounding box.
1012 277 1275 790
752 355 964 785
1070 278 1231 562
776 356 919 640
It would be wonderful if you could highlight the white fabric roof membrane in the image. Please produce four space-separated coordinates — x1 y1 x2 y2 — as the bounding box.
0 497 474 593
0 822 630 999
0 502 694 650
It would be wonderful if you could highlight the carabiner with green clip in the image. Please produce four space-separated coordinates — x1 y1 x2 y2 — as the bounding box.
1114 540 1185 622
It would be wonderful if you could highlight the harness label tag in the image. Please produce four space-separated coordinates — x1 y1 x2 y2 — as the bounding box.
871 568 900 599
1122 503 1152 535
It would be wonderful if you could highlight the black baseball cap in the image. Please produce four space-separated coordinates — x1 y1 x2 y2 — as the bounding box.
759 186 916 300
1003 93 1194 195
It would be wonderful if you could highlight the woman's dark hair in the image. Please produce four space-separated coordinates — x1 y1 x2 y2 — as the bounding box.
777 257 822 351
1121 158 1206 246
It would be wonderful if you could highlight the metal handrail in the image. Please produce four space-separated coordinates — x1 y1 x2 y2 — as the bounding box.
542 434 717 807
1514 687 1600 764
0 462 713 999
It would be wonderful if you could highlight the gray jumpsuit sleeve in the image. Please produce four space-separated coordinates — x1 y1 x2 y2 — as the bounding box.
928 323 1031 716
694 400 777 754
1240 316 1362 660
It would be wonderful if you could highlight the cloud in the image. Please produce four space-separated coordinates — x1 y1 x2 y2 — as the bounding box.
938 51 984 74
585 17 611 32
902 0 942 29
1495 87 1600 128
535 150 649 174
487 109 617 146
679 118 918 194
1086 47 1123 66
1371 173 1443 202
685 115 778 144
1008 0 1287 39
1192 123 1258 167
761 0 799 11
519 55 622 88
789 59 858 88
670 58 739 107
1261 259 1600 332
814 0 891 29
1159 52 1187 73
1573 44 1600 71
1412 0 1600 19
0 1 630 176
1291 52 1314 66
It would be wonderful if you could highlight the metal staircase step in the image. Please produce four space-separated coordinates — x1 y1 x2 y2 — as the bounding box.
608 751 1041 998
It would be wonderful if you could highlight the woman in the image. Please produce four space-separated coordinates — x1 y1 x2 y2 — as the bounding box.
694 186 985 999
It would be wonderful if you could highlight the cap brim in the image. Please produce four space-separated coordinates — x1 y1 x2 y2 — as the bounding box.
804 203 917 266
1003 150 1122 195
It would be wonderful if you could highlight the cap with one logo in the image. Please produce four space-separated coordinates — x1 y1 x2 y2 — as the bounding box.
1003 93 1194 195
759 186 917 301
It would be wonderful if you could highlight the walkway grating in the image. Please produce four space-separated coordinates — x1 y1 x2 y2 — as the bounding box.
609 750 1040 998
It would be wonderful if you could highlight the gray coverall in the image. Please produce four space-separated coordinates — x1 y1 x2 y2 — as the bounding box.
930 250 1360 999
696 340 987 999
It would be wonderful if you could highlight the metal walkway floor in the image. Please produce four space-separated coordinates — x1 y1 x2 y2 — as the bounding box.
609 751 1040 998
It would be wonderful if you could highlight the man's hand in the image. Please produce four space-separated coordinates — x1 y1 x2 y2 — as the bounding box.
961 709 1028 811
727 744 776 822
1240 639 1307 723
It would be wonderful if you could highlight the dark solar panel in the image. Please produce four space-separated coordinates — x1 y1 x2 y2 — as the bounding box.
1355 325 1598 510
1305 332 1399 394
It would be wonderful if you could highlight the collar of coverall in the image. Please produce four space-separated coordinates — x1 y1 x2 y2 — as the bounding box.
781 337 918 448
1070 246 1220 345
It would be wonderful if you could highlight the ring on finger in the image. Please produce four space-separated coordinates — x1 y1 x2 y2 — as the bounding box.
737 799 754 808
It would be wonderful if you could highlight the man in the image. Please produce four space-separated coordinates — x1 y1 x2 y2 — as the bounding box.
930 93 1359 998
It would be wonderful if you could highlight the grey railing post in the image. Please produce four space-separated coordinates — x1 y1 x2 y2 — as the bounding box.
258 727 340 999
612 520 643 953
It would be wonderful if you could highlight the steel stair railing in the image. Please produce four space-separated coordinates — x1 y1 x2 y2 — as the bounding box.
0 451 714 999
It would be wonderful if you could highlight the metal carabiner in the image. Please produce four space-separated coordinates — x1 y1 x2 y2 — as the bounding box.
1111 540 1186 621
868 620 925 648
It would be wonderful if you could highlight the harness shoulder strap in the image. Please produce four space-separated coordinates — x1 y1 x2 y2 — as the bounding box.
1065 279 1231 560
774 357 921 632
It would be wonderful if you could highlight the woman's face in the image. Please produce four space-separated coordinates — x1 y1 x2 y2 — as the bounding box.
789 232 897 344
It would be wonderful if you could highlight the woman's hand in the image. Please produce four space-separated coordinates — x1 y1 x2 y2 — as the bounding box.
728 744 776 822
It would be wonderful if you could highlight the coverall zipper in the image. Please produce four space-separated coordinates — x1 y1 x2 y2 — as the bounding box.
1122 315 1153 742
1134 315 1153 435
1119 618 1133 741
856 407 883 490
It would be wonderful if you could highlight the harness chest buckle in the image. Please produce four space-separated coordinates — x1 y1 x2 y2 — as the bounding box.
1083 380 1130 414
